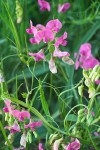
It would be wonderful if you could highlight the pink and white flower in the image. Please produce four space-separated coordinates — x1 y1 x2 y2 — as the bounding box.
29 49 46 61
38 143 44 150
53 48 70 58
58 3 71 13
5 121 21 133
49 58 57 74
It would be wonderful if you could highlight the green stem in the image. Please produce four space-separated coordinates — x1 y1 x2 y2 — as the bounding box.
0 122 13 150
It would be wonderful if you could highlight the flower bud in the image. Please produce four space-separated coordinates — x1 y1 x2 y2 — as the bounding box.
16 0 23 23
78 85 84 96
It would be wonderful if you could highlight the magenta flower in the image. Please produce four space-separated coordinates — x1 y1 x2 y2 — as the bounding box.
58 3 71 13
95 80 100 85
46 19 62 33
26 20 37 35
53 48 70 58
55 32 68 48
5 121 21 133
38 143 44 150
34 29 54 43
65 139 80 150
79 43 91 58
12 110 30 121
29 49 46 61
24 121 42 131
75 43 100 70
49 58 57 74
38 0 50 11
3 100 13 114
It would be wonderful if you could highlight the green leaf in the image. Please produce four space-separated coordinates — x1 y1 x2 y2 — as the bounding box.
39 80 50 117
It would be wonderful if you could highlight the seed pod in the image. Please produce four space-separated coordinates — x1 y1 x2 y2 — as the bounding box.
78 85 84 97
16 0 23 23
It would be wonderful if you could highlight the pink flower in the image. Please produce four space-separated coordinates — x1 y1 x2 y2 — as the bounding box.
75 43 100 70
35 29 54 43
38 143 44 150
3 100 13 114
94 132 99 136
26 20 37 35
12 110 30 121
49 58 57 74
29 49 46 61
65 139 80 150
24 121 42 131
55 32 68 48
53 138 63 150
53 48 70 58
5 121 21 133
38 0 50 11
58 3 71 13
95 80 100 85
79 43 91 58
46 19 62 33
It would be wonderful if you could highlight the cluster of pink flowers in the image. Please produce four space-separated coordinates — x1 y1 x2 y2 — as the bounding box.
75 43 100 70
26 19 73 73
38 0 71 13
3 100 42 149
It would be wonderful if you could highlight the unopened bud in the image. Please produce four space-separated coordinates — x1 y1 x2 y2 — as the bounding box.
78 85 84 97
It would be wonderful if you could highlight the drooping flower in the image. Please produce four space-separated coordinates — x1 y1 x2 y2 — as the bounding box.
49 58 57 74
38 0 50 11
20 133 27 148
55 32 68 48
12 110 30 121
5 121 21 133
53 47 70 58
24 121 42 131
53 138 63 150
58 3 71 13
46 19 62 33
29 49 46 61
38 143 44 150
65 139 80 150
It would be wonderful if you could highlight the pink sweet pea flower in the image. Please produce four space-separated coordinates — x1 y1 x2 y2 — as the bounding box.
38 143 44 150
35 29 54 43
29 49 46 61
12 110 30 121
95 80 100 85
58 3 71 13
65 139 80 150
49 58 57 74
3 100 13 114
24 121 42 131
38 0 50 11
53 48 70 58
55 32 68 48
26 20 37 35
46 19 62 33
5 121 21 133
75 43 100 70
53 138 63 150
79 43 91 58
